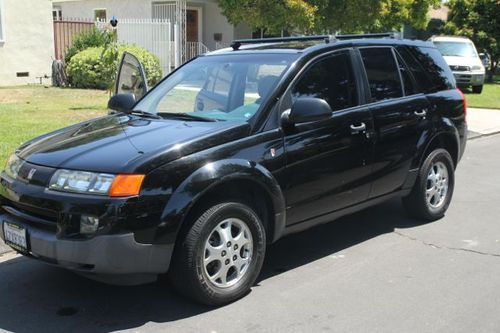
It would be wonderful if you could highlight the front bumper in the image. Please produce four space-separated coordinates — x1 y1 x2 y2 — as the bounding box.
0 213 173 275
453 71 485 86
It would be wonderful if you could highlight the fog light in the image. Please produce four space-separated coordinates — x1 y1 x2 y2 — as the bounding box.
80 215 99 234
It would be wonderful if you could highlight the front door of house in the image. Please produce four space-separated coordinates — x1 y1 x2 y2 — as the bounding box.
186 9 198 42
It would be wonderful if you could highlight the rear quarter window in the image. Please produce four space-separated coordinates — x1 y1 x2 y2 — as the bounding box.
396 45 456 93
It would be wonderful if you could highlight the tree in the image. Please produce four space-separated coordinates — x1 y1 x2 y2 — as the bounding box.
217 0 440 35
444 0 499 82
217 0 318 35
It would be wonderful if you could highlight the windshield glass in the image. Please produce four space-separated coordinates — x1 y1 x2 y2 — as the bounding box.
434 41 478 58
134 53 297 122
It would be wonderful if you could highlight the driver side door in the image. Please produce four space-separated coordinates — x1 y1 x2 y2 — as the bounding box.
281 50 375 226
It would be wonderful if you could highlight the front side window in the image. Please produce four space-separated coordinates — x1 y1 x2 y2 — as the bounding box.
360 47 403 102
292 52 358 111
135 54 296 122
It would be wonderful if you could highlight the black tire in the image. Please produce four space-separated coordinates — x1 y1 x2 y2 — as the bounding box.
402 149 455 221
472 85 483 94
169 202 266 306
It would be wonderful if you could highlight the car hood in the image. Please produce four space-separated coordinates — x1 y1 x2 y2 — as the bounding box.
17 114 250 173
443 55 483 68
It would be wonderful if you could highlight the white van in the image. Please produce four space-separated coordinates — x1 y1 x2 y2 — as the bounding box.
430 36 485 93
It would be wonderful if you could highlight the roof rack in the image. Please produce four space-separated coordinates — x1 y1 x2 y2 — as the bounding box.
230 32 401 50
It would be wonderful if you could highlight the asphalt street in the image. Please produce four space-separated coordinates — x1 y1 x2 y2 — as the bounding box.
0 133 499 333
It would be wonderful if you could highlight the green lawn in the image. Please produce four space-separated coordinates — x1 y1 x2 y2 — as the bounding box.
0 86 108 168
463 83 500 110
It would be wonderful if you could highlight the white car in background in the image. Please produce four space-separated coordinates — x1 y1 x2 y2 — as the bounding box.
430 36 485 94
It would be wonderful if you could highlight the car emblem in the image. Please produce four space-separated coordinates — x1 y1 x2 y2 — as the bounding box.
27 168 37 180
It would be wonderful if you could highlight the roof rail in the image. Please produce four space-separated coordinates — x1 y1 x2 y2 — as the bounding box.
231 35 332 50
335 32 401 40
230 32 401 50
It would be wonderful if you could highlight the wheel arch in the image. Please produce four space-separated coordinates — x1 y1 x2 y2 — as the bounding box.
417 130 460 169
161 159 287 249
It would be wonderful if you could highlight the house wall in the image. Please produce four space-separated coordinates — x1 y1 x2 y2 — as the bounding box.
53 0 251 50
0 0 54 86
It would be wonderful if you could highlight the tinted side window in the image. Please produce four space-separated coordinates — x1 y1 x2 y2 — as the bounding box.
292 52 358 111
359 48 403 102
396 45 455 93
395 52 418 96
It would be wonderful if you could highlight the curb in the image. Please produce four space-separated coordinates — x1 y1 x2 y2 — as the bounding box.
468 130 500 141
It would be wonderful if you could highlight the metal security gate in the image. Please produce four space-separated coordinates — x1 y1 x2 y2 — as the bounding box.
117 19 172 75
152 1 187 64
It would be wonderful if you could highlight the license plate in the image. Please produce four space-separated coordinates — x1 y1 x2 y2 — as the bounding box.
3 222 28 253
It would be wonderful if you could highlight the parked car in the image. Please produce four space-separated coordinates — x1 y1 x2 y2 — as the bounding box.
430 35 485 93
0 33 467 306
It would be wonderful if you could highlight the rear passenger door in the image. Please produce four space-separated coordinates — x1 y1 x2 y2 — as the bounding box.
281 50 374 225
357 47 432 198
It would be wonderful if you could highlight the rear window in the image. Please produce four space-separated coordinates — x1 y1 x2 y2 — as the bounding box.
359 47 403 102
396 45 455 93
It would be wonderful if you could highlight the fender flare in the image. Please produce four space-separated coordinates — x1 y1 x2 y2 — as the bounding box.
160 159 287 243
413 118 460 169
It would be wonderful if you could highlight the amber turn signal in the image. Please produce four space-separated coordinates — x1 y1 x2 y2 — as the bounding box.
109 174 145 197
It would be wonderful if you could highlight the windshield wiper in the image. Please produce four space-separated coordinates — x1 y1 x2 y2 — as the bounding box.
159 112 220 122
128 110 162 119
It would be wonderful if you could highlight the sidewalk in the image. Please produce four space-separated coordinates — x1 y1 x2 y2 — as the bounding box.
467 107 500 139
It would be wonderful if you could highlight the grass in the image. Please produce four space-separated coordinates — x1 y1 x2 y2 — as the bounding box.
0 85 108 168
463 82 500 110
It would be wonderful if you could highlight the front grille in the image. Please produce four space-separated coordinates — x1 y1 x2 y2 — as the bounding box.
1 198 58 232
450 65 471 72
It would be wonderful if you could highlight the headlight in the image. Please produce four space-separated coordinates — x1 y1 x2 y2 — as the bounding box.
4 154 23 179
49 169 145 197
49 170 116 195
472 65 483 71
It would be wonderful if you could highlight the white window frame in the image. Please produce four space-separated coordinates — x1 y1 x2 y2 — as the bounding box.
52 7 62 21
0 0 5 42
93 8 107 22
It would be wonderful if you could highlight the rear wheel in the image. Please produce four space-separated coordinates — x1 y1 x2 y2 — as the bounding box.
402 149 455 221
169 202 266 306
472 85 483 94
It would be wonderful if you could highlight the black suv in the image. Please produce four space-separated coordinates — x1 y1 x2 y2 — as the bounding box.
0 34 466 305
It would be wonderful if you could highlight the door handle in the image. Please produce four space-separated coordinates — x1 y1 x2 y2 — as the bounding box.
350 122 366 133
414 109 427 117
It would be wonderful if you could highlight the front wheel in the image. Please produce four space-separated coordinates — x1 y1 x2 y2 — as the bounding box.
402 149 455 221
169 202 266 306
472 85 483 94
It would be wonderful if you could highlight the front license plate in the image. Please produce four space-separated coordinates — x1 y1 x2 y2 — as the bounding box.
3 222 28 253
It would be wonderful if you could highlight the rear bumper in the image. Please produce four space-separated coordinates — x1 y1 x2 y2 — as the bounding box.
0 213 173 275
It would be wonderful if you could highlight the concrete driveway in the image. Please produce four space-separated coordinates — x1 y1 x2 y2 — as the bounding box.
0 132 499 332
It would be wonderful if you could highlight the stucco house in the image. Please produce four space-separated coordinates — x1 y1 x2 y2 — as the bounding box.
51 0 252 51
0 0 54 86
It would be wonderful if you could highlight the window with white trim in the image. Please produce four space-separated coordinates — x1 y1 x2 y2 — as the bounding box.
94 8 107 21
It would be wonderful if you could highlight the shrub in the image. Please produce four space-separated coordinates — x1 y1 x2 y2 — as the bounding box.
65 27 114 64
66 44 162 90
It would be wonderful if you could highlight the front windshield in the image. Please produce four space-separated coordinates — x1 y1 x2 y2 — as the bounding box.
434 41 478 58
135 53 297 122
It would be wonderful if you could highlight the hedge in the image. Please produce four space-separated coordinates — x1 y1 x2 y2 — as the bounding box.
66 44 162 90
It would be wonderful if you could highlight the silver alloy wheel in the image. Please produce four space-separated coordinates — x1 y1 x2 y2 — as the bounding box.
203 218 253 288
426 161 449 211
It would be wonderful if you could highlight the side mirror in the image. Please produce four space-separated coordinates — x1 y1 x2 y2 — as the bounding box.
108 93 136 113
282 97 332 125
